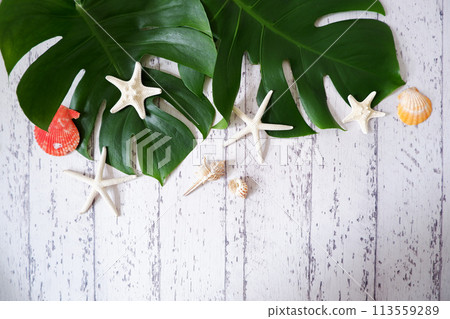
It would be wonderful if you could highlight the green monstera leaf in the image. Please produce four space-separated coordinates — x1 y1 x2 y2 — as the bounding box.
202 0 405 137
0 0 217 184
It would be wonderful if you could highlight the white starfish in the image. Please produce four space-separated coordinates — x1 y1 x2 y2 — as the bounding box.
224 90 293 163
64 147 137 216
342 91 386 134
106 62 162 119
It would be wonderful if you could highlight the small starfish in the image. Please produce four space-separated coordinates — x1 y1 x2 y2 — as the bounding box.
342 91 386 134
224 90 293 163
106 62 162 119
64 147 137 216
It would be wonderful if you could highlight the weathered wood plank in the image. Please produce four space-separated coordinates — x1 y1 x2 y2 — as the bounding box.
0 55 31 301
0 0 449 301
241 61 311 301
441 0 450 301
94 57 161 301
93 156 161 300
28 150 95 300
24 44 95 300
308 10 383 301
376 0 443 300
309 75 378 300
223 58 247 301
158 59 226 300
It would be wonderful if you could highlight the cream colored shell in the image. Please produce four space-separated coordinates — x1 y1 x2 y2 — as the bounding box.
228 178 248 199
184 157 226 196
397 87 432 125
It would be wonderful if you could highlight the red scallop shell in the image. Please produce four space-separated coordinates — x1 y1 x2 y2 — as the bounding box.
34 105 80 156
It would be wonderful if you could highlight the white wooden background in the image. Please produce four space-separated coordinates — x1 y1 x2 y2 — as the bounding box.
0 0 449 301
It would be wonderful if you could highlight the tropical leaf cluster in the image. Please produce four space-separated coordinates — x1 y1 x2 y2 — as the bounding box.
0 0 404 184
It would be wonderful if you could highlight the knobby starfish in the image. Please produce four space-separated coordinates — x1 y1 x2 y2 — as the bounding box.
224 90 293 163
106 62 162 119
342 91 386 134
64 147 137 216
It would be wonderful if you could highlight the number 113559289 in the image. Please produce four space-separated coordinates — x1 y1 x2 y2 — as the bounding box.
373 305 439 316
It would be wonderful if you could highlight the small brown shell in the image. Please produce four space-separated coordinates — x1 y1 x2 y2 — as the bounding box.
397 87 432 125
228 178 248 199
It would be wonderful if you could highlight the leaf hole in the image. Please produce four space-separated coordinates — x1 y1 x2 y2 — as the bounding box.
152 57 202 140
321 75 348 130
8 36 62 82
64 69 86 107
281 60 315 130
315 11 381 28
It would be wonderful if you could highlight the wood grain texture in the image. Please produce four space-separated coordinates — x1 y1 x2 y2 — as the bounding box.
94 57 161 301
306 10 383 302
223 58 247 301
310 80 378 301
158 59 226 301
0 54 31 301
242 61 311 301
25 43 95 301
0 0 449 301
376 0 444 301
441 0 450 302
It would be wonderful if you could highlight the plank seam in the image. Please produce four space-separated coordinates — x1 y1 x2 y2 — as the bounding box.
91 125 97 301
307 135 315 300
242 56 248 301
27 112 32 301
157 57 162 302
224 118 229 301
373 109 379 301
437 0 445 301
373 11 381 300
26 52 33 301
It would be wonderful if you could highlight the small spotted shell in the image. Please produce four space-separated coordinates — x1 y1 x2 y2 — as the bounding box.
397 87 432 125
228 178 248 199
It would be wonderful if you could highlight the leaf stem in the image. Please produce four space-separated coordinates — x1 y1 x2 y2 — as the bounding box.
75 2 124 77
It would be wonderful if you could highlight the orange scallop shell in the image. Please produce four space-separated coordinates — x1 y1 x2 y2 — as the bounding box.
34 105 80 156
397 87 432 125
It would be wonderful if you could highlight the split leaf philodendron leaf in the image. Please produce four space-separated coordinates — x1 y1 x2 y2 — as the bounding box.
99 68 215 185
0 0 217 184
202 0 405 137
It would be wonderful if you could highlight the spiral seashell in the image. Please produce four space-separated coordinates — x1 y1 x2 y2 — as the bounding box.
204 159 226 181
184 157 225 196
228 178 248 199
397 87 432 125
34 105 80 156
